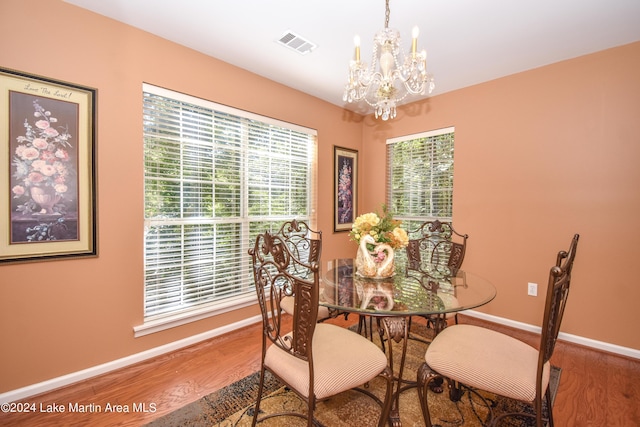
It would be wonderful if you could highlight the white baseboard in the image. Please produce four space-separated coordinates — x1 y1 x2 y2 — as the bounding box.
3 311 638 404
0 315 262 404
464 310 640 360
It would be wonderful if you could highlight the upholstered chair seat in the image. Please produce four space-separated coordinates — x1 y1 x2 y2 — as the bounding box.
425 324 550 402
280 295 331 321
265 322 388 399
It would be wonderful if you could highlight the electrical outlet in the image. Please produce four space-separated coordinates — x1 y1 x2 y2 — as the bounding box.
527 282 538 296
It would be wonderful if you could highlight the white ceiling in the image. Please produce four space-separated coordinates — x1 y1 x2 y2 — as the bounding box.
63 0 640 115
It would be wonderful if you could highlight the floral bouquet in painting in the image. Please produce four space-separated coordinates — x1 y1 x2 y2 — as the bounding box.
11 100 72 215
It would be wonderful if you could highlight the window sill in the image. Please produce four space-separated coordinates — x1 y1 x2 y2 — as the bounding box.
133 294 258 338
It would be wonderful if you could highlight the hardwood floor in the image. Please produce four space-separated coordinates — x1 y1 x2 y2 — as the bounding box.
1 314 638 426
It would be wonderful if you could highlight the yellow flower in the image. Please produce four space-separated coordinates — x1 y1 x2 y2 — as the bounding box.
353 213 380 230
349 205 408 249
390 227 409 249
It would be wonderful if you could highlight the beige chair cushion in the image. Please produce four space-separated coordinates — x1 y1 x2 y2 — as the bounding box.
281 295 330 320
265 323 388 400
279 295 295 315
425 324 550 402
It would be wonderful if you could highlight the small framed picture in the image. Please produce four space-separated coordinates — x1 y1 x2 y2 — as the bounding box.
334 146 358 232
0 68 97 263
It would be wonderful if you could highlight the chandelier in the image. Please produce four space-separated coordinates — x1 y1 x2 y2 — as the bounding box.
343 0 435 120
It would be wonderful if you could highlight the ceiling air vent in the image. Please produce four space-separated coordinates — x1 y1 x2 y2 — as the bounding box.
277 30 317 55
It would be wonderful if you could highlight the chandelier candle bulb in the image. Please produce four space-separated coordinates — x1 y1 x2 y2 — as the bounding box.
411 26 419 56
354 35 361 62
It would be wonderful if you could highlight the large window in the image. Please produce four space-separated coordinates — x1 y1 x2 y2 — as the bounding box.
386 127 454 231
140 84 317 332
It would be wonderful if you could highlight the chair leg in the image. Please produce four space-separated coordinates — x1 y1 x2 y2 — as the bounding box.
545 386 554 427
307 398 314 427
531 388 554 427
251 367 267 427
377 366 394 427
416 362 442 427
488 389 550 427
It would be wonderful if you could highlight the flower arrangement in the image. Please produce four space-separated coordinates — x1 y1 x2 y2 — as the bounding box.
349 204 409 251
11 100 72 214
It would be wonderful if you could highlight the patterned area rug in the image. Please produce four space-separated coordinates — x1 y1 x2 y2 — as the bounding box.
147 324 560 427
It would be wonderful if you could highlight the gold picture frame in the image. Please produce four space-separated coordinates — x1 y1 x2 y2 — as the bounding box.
334 146 358 232
0 68 96 263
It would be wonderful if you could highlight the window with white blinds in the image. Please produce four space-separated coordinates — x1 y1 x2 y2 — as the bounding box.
386 127 454 231
142 83 317 325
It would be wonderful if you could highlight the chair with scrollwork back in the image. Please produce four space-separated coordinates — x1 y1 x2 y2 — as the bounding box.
417 234 579 427
249 230 393 427
275 219 335 322
404 220 468 334
405 220 468 279
276 219 322 278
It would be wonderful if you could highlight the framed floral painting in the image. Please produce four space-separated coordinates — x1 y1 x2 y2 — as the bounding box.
0 68 96 263
333 146 358 232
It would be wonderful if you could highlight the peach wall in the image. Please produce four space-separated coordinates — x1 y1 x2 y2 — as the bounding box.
1 0 638 395
362 42 640 350
0 0 360 392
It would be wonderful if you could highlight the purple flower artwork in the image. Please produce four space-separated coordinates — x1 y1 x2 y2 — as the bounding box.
337 155 354 225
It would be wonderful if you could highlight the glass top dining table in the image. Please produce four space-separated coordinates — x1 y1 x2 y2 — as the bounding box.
319 258 497 427
319 258 497 318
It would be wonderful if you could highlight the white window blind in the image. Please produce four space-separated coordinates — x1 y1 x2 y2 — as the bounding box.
142 84 317 323
386 127 454 230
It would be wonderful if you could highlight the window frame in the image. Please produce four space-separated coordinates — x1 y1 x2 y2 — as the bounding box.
386 126 455 231
136 84 317 336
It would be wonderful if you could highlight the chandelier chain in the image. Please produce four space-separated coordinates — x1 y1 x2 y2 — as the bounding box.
385 0 390 29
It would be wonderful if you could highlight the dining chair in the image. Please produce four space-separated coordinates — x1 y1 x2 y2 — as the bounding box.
416 234 579 427
274 219 335 322
249 230 393 427
405 219 468 278
404 220 469 335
